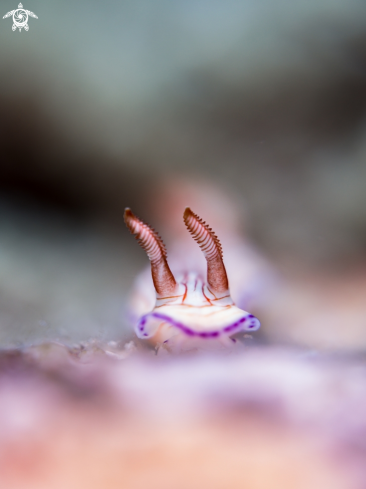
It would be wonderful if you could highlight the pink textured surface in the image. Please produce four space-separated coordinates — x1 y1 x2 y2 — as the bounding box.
0 344 365 489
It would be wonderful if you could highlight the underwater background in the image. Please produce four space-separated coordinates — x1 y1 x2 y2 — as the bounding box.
1 0 366 348
1 1 366 487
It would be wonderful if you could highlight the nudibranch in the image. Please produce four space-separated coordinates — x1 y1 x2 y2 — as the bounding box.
124 207 260 351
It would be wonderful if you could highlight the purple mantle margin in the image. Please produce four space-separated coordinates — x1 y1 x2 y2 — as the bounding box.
136 312 260 338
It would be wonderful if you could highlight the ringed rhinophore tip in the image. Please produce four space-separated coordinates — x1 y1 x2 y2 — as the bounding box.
183 207 229 294
124 208 177 296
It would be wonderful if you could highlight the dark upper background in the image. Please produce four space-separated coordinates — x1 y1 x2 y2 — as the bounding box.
1 0 366 347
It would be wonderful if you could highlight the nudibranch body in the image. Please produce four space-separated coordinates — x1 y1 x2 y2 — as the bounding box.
124 207 260 352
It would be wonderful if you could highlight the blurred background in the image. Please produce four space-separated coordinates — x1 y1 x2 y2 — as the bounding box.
1 0 366 348
3 3 366 489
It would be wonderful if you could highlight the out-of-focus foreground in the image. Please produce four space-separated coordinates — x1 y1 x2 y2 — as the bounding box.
1 1 366 487
1 344 366 489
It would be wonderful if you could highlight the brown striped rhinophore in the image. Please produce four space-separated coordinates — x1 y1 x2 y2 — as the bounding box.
183 207 229 294
124 208 177 296
124 206 260 351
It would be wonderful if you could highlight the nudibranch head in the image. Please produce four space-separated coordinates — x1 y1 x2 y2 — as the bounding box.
124 207 260 351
